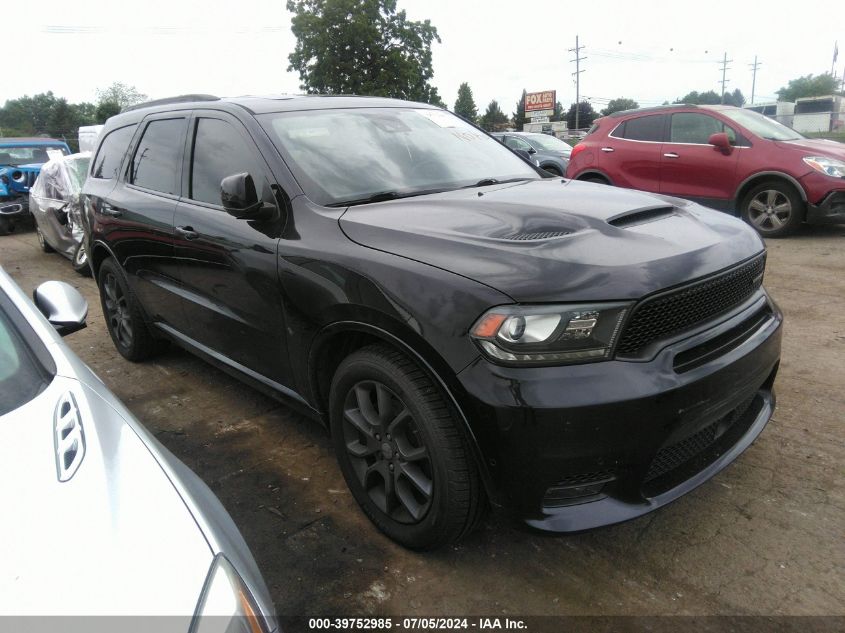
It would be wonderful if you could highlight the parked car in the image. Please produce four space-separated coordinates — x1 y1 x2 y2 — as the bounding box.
0 266 276 628
566 104 845 237
0 137 71 235
493 132 571 176
30 152 92 275
83 95 782 550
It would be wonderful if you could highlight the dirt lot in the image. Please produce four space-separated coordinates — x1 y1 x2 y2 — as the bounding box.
3 222 843 618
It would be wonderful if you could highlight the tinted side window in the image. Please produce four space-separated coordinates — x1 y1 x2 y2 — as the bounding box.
504 136 531 151
91 125 136 180
130 118 185 195
618 115 665 142
670 113 724 144
190 118 265 206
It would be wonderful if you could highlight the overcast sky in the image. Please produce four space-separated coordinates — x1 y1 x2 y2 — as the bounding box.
10 0 842 114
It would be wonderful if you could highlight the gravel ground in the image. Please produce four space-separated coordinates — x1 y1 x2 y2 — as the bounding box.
3 221 843 618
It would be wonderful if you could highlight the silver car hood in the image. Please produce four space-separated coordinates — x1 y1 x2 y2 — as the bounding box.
0 371 212 615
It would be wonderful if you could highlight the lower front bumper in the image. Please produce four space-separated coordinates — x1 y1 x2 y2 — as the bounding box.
805 190 845 225
457 292 783 532
0 198 28 218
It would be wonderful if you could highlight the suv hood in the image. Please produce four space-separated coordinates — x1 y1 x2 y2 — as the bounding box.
777 137 845 159
340 179 764 303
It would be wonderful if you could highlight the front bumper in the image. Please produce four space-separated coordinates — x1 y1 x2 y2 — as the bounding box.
806 190 845 225
0 197 28 218
457 291 783 532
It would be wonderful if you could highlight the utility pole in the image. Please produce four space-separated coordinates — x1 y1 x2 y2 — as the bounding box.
749 56 761 105
719 52 733 104
569 35 586 130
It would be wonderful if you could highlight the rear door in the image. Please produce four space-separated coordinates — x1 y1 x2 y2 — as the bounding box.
599 113 666 192
659 112 741 201
87 117 187 330
172 112 291 387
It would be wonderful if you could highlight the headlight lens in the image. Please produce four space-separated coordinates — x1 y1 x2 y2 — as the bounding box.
192 555 268 633
470 303 631 365
803 156 845 178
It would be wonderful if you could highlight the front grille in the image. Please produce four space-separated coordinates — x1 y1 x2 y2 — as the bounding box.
644 394 757 483
543 470 616 507
26 171 37 188
616 254 766 356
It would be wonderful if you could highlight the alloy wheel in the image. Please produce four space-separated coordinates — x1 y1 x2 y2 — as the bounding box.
747 189 792 231
74 243 87 267
102 272 133 349
341 380 434 524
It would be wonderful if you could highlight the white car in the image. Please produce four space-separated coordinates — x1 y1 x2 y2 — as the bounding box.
0 267 277 631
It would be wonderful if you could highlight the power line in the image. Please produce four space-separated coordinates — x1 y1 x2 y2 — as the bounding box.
569 35 586 130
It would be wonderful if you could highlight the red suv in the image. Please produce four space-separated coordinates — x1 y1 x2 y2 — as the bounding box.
566 105 845 237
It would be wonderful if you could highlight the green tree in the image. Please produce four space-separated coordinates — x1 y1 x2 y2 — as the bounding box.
96 101 121 123
723 88 746 107
777 74 842 101
565 101 598 130
287 0 442 105
600 97 639 116
479 100 508 131
453 82 478 122
676 90 721 105
550 101 565 122
95 82 147 110
512 89 527 130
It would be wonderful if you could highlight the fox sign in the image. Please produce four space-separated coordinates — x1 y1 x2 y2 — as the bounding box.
524 90 556 112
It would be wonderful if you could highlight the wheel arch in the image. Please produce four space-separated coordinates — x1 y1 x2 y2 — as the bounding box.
735 171 807 206
308 319 499 505
574 169 613 184
90 239 118 279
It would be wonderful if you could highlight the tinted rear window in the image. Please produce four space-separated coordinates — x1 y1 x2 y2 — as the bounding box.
91 125 136 180
615 114 666 142
0 296 51 417
130 118 186 195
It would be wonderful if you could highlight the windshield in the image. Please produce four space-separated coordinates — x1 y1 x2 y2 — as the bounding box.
718 109 804 141
258 108 539 206
525 134 571 152
0 298 50 417
0 145 68 166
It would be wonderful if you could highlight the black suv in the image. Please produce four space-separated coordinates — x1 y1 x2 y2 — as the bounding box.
83 94 783 549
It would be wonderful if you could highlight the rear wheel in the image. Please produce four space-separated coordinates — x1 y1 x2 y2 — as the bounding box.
581 175 609 185
72 242 91 276
97 258 166 361
0 218 14 235
329 345 484 550
740 181 804 238
37 227 55 252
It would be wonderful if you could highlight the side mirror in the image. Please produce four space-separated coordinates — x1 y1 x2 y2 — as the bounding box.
526 146 537 154
708 132 732 154
221 172 264 219
33 281 87 336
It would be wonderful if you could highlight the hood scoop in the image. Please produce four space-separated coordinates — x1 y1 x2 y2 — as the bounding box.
499 229 573 241
608 206 676 228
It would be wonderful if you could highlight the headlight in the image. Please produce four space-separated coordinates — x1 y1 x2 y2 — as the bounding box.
192 555 268 633
803 156 845 178
470 303 631 365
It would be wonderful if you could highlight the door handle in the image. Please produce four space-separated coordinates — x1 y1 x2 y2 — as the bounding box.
100 201 123 217
175 225 199 240
663 152 680 158
601 147 615 153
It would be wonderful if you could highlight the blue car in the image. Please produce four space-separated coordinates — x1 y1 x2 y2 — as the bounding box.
0 137 71 234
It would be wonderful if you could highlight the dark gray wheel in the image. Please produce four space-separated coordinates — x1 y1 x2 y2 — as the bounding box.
740 181 804 238
72 242 91 276
37 227 55 252
330 345 484 549
97 258 166 361
0 217 14 235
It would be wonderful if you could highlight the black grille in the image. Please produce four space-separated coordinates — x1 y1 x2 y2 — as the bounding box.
617 254 766 356
26 171 37 188
644 394 757 483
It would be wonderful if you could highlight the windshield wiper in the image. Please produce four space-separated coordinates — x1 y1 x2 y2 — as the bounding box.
327 188 449 207
462 177 534 189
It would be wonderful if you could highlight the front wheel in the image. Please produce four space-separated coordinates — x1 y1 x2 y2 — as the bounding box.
0 217 14 235
72 242 91 276
329 345 484 550
37 227 55 252
740 181 804 238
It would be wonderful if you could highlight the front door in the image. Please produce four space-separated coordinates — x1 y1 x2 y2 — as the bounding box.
172 113 291 387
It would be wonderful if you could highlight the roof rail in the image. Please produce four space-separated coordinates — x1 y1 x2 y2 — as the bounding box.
122 94 220 113
607 103 697 118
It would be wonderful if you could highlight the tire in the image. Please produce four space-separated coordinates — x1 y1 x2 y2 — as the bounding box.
97 258 166 361
329 344 484 550
581 175 609 185
0 217 14 235
740 180 805 238
71 242 92 277
37 227 55 253
542 166 563 177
